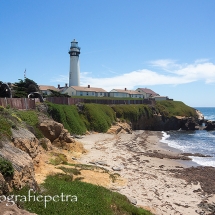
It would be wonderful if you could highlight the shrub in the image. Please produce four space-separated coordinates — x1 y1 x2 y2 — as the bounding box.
111 104 153 122
83 104 116 132
0 106 4 111
15 110 43 138
0 115 12 138
47 103 86 135
155 101 197 117
0 157 14 177
49 153 68 165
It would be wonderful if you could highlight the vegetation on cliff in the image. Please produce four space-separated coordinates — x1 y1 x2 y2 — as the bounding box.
83 104 116 132
0 100 197 138
46 101 197 134
155 100 197 118
47 103 116 134
0 106 17 138
47 103 86 134
112 104 153 122
0 157 14 177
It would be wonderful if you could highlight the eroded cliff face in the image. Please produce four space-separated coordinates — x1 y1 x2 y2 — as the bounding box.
0 116 86 195
0 138 38 193
132 114 200 131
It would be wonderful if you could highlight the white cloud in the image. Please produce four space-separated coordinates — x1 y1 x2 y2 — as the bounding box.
52 59 215 91
149 59 178 69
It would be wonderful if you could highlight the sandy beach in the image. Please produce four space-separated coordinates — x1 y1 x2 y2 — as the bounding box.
78 130 215 215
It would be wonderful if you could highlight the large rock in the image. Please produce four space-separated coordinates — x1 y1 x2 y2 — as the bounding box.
12 128 43 159
0 140 38 193
196 109 204 125
39 120 75 150
107 122 132 134
180 117 198 130
39 120 64 142
132 114 200 131
205 120 215 131
0 202 37 215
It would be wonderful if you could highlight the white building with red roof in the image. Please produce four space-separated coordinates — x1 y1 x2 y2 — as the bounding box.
110 88 143 98
39 85 59 96
63 85 107 97
136 88 159 99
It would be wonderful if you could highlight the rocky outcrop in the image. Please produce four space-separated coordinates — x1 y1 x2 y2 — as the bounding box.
12 128 43 159
204 120 215 131
107 122 132 134
0 202 37 215
132 114 200 131
0 140 38 193
180 117 199 130
196 109 204 125
39 121 64 142
39 120 76 150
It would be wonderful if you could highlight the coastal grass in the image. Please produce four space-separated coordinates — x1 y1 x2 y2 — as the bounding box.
12 174 152 215
0 106 17 138
0 157 14 177
66 163 109 173
83 104 116 133
111 104 153 122
155 100 196 117
48 102 117 134
15 110 43 138
47 102 87 135
0 114 12 138
49 153 68 165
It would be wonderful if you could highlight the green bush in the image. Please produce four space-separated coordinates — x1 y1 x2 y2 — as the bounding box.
47 103 116 134
15 110 43 138
0 110 12 138
47 103 87 135
0 106 4 111
155 101 197 117
0 157 14 177
83 104 116 132
111 104 153 122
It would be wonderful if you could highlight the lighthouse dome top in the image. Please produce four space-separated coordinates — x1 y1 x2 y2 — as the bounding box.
70 39 81 49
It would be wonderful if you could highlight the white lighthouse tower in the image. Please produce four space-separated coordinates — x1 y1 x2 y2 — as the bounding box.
69 39 81 86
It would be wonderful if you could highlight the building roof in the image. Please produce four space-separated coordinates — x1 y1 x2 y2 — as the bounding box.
111 89 142 95
70 86 107 93
151 96 167 98
137 88 159 96
39 85 59 92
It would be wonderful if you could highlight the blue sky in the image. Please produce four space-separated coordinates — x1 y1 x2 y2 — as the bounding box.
0 0 215 107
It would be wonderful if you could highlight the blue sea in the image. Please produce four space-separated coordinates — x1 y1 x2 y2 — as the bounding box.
160 107 215 167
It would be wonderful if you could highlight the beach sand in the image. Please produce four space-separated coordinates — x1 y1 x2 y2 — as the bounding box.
78 130 215 215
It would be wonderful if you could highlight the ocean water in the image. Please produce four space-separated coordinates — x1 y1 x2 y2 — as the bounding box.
160 107 215 167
